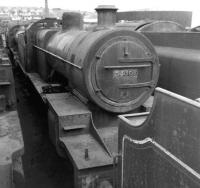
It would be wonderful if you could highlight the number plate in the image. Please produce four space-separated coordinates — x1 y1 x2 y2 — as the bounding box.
113 69 138 81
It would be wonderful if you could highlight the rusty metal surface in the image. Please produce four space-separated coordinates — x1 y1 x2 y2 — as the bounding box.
12 7 161 188
25 18 60 72
46 93 90 117
122 137 200 188
18 8 158 113
144 32 200 99
27 71 118 172
46 92 112 167
118 87 200 187
35 29 58 80
97 126 118 156
27 73 49 96
45 91 115 187
117 11 192 27
43 27 159 113
60 134 112 169
11 8 160 113
75 166 113 188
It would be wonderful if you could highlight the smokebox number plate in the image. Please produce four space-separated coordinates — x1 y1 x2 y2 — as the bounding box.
113 69 138 81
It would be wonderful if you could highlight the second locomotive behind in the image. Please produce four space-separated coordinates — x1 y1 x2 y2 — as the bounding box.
11 5 159 188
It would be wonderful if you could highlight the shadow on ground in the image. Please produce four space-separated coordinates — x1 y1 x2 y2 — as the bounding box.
14 68 73 188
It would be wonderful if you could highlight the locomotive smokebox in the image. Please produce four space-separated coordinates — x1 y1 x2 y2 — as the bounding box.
43 6 160 113
95 5 118 26
62 12 83 30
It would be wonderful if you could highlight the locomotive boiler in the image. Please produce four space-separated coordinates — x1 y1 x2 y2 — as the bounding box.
11 5 159 188
34 6 159 113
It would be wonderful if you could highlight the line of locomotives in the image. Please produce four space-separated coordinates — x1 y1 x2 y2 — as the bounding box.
0 31 24 187
5 5 200 188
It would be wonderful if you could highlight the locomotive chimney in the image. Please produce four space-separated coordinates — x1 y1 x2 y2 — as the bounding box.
62 12 83 30
95 5 118 26
44 0 49 17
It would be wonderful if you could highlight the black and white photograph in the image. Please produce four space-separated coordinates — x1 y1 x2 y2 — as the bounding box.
0 0 200 187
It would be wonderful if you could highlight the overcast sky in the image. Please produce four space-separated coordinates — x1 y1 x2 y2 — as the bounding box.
0 0 200 12
0 0 200 26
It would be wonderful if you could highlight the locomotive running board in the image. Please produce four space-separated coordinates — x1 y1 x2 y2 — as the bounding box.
118 87 200 188
26 73 50 101
26 73 65 102
45 92 115 188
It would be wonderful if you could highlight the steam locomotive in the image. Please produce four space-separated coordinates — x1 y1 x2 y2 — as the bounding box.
7 5 161 188
6 4 200 187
